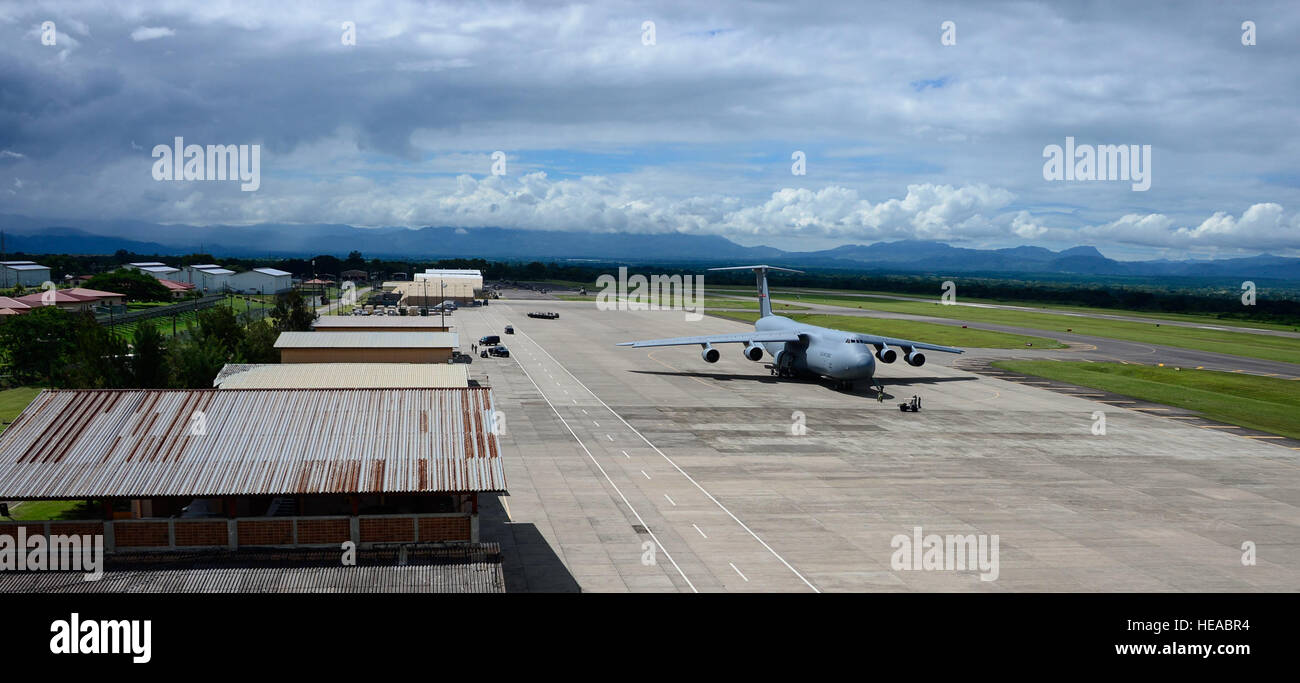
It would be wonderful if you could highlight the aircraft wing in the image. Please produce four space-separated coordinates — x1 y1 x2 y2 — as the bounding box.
855 334 964 354
617 330 802 348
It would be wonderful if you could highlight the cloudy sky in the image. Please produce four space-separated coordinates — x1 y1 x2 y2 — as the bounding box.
1 0 1298 259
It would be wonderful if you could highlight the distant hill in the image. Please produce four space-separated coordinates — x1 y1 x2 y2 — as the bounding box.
0 215 1296 281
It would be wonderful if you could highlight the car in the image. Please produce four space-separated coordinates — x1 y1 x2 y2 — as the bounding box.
487 345 510 358
504 325 514 334
450 351 473 364
479 335 501 345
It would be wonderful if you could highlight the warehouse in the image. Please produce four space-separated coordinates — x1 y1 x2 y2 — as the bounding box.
183 264 237 292
214 363 469 389
125 262 181 281
275 331 459 363
0 261 52 287
312 315 450 333
229 267 293 294
393 269 483 305
0 388 506 552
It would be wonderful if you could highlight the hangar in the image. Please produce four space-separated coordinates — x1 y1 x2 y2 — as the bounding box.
0 261 52 287
0 387 506 552
229 267 293 294
275 331 459 363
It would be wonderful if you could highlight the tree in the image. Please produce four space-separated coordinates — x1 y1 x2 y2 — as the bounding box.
84 268 170 302
170 336 228 388
60 315 130 389
196 305 244 355
271 290 317 331
130 323 170 388
0 306 79 385
234 321 279 364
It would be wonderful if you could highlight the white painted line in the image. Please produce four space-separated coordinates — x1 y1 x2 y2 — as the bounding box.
593 420 600 427
582 409 588 414
641 470 651 479
693 524 707 538
512 323 820 593
665 494 676 506
507 342 697 593
607 434 614 441
621 450 630 459
729 563 749 582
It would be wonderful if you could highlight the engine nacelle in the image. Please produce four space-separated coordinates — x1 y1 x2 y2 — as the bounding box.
701 343 720 363
743 343 763 361
905 350 926 367
875 345 897 363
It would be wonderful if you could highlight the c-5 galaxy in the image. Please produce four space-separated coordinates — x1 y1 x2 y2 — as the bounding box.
616 265 963 393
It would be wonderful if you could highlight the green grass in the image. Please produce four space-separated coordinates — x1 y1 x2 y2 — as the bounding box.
756 293 1300 363
710 311 1064 349
0 386 43 435
992 361 1300 440
9 500 98 521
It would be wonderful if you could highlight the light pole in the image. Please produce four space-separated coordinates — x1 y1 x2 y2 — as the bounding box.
441 281 446 327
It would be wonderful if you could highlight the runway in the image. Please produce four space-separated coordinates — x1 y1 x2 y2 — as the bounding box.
460 298 1300 592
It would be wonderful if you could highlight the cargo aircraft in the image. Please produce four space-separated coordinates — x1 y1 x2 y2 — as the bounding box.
617 265 963 393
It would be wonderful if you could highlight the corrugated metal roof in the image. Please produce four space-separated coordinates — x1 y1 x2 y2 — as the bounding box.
253 267 291 276
0 545 505 593
275 331 459 348
313 316 451 329
214 363 469 389
0 388 505 498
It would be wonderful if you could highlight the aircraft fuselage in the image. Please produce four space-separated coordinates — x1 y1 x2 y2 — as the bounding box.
756 314 878 381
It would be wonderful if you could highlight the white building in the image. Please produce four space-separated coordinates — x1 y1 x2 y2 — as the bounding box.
125 262 182 281
1 261 52 287
184 264 237 292
229 267 293 294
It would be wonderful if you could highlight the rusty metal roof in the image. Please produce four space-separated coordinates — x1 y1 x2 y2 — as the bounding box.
0 388 505 498
214 363 469 389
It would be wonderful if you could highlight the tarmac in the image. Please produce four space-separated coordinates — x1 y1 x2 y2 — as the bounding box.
460 296 1300 592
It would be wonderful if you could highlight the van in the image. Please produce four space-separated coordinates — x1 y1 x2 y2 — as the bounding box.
479 335 501 345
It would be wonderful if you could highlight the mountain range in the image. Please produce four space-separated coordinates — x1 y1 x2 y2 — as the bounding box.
1 215 1296 280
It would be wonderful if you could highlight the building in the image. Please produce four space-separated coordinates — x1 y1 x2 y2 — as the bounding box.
312 315 450 333
158 279 197 299
1 261 52 287
0 296 31 316
214 363 469 389
0 388 506 553
13 290 95 312
184 264 237 292
229 267 293 294
62 287 127 308
125 262 182 281
275 331 459 363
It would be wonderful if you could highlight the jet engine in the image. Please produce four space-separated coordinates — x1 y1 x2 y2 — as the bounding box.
905 350 926 367
743 343 763 361
701 343 720 363
875 345 897 363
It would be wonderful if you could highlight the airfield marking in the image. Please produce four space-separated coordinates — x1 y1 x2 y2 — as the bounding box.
507 337 698 593
665 494 676 506
505 319 821 593
693 524 708 538
730 563 749 582
646 349 715 389
641 470 651 479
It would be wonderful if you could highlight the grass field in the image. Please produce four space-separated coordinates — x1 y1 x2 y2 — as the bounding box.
744 292 1300 363
0 386 42 435
710 311 1064 349
992 361 1300 440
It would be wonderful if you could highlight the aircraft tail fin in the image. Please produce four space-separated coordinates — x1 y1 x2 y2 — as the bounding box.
707 265 803 318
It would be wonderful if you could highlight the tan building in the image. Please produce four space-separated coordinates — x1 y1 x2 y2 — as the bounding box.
275 331 459 363
312 315 450 333
214 363 469 389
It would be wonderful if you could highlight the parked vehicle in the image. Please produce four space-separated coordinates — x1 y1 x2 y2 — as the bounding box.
479 345 510 358
450 351 473 364
479 335 501 345
504 325 514 334
527 311 560 319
